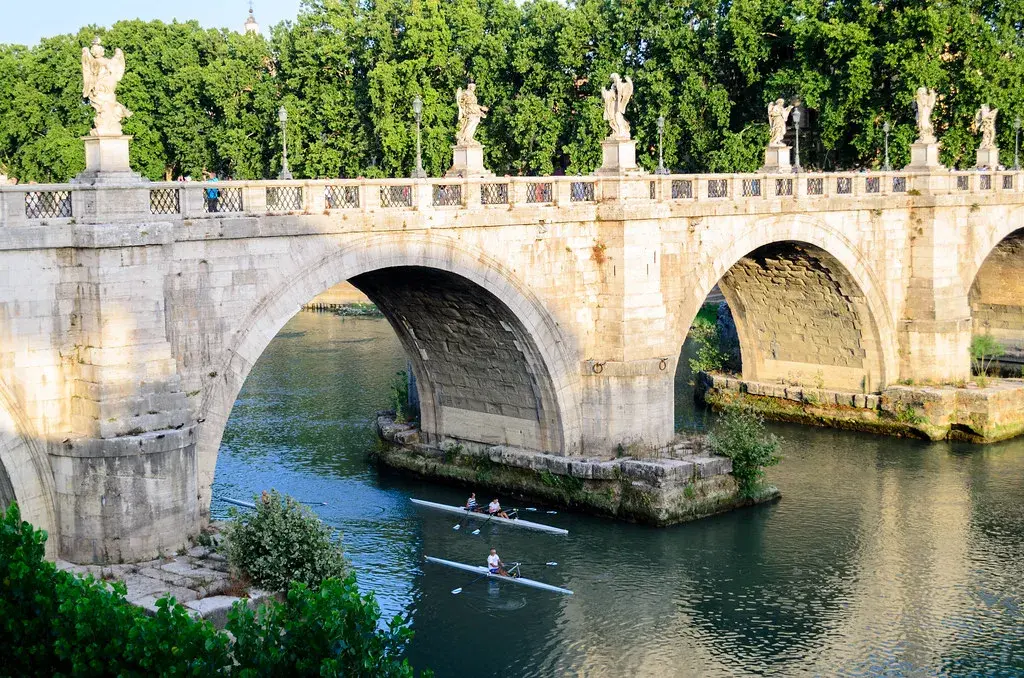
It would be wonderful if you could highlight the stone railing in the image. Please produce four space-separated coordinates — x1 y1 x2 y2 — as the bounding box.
0 170 1021 228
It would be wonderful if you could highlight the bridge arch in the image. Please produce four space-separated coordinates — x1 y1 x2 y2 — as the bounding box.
0 381 58 556
966 207 1024 363
194 233 583 516
678 215 897 392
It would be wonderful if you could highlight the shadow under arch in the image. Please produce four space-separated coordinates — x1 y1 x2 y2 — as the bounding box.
676 215 897 392
966 208 1024 361
0 380 58 557
194 233 583 517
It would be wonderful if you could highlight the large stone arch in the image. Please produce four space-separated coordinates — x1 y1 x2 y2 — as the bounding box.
965 208 1024 362
0 381 58 557
193 233 583 517
677 215 897 392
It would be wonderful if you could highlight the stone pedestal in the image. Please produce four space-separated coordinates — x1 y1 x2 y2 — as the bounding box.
74 135 144 185
446 144 493 178
760 145 792 173
975 146 1000 169
906 141 943 172
594 138 642 176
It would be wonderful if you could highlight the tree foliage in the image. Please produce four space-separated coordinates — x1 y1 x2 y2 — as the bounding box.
0 502 422 676
1 0 1022 182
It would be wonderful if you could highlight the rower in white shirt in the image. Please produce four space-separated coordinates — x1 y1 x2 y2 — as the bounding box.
487 498 510 519
487 548 509 576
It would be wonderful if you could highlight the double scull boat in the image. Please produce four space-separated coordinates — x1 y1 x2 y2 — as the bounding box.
410 498 568 535
425 556 574 595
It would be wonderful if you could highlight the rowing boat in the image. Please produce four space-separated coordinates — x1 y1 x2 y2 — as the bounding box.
410 498 568 535
425 556 574 595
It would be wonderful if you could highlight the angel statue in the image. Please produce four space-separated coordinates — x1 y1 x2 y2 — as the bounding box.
767 99 794 147
974 104 999 150
913 87 938 144
601 73 634 140
455 83 488 146
81 37 132 136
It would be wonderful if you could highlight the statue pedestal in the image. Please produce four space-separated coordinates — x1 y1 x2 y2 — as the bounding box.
446 144 493 178
594 138 642 176
975 147 1000 169
74 135 144 185
906 142 943 172
760 145 792 173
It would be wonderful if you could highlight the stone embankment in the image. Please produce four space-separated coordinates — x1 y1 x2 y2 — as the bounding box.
697 373 1024 443
56 526 274 629
373 414 779 525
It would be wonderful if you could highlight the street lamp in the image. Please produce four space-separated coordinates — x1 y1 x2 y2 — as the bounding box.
882 121 892 171
792 105 802 172
278 105 292 180
1014 115 1021 171
411 95 427 179
655 115 669 175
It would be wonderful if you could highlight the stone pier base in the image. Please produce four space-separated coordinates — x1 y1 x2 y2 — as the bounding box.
373 414 778 526
697 373 1024 443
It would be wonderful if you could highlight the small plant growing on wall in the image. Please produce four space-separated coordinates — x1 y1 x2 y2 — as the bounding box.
591 241 608 264
708 404 782 498
970 333 1004 386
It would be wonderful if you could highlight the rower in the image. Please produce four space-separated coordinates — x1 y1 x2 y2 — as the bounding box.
465 492 479 512
487 548 509 577
487 498 510 519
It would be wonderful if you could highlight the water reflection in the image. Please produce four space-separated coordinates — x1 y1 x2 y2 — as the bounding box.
214 312 1024 676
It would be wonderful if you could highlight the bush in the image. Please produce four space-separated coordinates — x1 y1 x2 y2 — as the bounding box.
708 405 782 498
688 318 728 377
0 502 423 677
227 490 348 592
970 333 1004 379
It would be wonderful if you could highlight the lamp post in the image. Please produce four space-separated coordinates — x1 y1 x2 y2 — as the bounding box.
412 95 426 179
882 121 892 171
792 106 802 172
1014 115 1021 171
278 106 292 180
655 115 669 175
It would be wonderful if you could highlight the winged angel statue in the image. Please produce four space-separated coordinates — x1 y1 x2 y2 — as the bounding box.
81 38 132 136
455 83 488 146
601 73 633 140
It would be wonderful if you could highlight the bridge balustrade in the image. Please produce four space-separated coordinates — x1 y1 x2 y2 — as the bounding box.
2 170 1024 228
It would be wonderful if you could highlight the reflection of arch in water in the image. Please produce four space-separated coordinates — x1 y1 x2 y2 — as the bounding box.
0 381 58 557
195 234 583 517
676 216 895 391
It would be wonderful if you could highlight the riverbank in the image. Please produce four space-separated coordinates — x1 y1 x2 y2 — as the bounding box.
372 413 779 526
696 372 1024 443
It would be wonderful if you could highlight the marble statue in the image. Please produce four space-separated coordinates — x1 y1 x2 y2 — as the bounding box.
914 87 937 144
601 73 633 140
81 38 132 136
455 83 488 146
767 98 794 147
974 104 999 150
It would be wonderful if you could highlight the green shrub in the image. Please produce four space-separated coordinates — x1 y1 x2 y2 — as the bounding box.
0 502 424 677
708 405 782 498
970 333 1004 378
227 490 349 592
688 318 728 377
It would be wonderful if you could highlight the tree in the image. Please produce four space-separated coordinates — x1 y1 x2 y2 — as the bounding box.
708 404 782 498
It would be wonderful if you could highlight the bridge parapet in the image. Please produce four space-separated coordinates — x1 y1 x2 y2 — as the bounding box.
1 170 1020 229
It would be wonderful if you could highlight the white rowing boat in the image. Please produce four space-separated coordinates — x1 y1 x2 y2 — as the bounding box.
410 498 569 535
425 556 574 595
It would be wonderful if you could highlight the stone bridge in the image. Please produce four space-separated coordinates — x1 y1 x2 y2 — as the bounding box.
1 169 1022 562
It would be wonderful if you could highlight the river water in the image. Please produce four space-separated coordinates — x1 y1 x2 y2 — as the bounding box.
212 312 1024 677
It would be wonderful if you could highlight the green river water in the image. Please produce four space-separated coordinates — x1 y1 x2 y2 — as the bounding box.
212 311 1024 677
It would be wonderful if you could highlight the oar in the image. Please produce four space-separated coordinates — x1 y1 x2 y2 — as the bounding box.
471 513 495 535
451 572 490 595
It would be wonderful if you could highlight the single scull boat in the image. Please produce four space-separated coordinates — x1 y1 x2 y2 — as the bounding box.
425 556 574 595
410 498 568 535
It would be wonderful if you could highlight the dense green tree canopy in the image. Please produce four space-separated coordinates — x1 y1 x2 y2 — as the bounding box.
0 0 1021 182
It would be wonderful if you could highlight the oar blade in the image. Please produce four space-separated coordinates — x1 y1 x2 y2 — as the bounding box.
453 524 461 530
451 587 464 595
471 528 481 535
